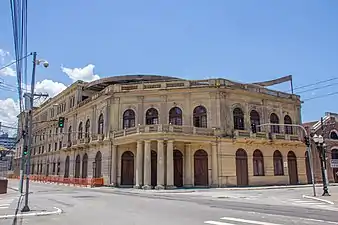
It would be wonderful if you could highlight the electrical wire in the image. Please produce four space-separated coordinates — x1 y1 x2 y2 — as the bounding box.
293 77 338 91
302 91 338 102
296 81 338 94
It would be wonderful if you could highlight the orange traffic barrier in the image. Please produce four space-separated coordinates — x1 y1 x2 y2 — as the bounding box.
10 175 104 188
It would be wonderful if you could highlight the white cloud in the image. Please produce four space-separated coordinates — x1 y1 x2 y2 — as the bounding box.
0 49 16 77
0 98 20 137
27 79 67 106
61 64 100 82
35 79 67 98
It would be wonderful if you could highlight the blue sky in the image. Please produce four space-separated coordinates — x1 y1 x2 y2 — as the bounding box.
1 0 338 131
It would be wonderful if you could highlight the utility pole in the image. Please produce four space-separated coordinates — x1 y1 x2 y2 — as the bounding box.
22 52 49 212
19 112 28 194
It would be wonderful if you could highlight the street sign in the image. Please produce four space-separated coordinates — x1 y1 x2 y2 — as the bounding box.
330 159 338 168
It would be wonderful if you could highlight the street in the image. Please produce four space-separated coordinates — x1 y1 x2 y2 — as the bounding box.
1 180 338 225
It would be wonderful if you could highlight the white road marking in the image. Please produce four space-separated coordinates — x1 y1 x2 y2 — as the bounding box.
0 207 62 219
221 216 283 225
303 194 335 205
0 204 10 206
204 221 233 225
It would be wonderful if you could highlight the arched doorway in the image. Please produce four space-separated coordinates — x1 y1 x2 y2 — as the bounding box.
94 151 102 178
173 150 183 187
236 149 248 186
75 154 81 178
194 149 208 186
64 156 70 178
305 151 312 184
82 153 88 178
151 150 157 187
332 149 338 182
121 151 134 185
288 151 298 185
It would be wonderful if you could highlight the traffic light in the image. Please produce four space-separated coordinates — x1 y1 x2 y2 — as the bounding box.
251 123 257 133
23 146 28 156
304 136 310 146
58 117 65 128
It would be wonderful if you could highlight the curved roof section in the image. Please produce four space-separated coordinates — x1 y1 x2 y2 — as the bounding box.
85 74 183 91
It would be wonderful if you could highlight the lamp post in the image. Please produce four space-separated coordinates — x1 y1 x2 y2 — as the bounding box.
312 134 330 196
21 52 49 212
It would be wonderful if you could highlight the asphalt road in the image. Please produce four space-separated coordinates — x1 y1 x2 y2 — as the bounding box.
3 180 338 225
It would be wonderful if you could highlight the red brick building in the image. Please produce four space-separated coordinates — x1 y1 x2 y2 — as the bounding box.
303 112 338 184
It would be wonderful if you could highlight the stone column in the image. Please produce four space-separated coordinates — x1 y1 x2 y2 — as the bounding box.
211 143 218 187
143 140 151 189
166 140 174 188
110 145 117 186
134 141 143 188
184 143 192 187
156 140 165 189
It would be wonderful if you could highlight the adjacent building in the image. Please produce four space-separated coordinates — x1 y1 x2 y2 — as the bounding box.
15 75 307 188
0 133 16 150
303 112 338 183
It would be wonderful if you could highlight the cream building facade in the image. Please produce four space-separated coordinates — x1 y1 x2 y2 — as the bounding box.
14 75 307 188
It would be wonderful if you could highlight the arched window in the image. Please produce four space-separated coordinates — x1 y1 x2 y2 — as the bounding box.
78 122 83 139
270 113 280 133
123 109 136 128
233 108 244 130
273 150 284 176
330 131 338 140
253 150 264 176
193 106 207 128
169 107 183 125
250 110 261 132
98 114 104 134
145 108 159 125
85 119 90 138
68 126 72 144
284 115 293 134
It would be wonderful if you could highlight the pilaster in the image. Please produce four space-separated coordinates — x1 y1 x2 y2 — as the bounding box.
134 140 143 188
143 140 151 189
166 140 175 188
156 140 165 189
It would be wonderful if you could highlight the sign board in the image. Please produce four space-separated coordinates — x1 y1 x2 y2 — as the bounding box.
283 162 288 168
330 159 338 168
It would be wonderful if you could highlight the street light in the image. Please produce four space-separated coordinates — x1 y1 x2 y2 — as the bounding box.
21 52 49 212
312 134 330 196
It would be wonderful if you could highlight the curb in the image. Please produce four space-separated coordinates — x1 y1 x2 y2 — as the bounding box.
8 186 19 192
302 195 335 205
216 183 338 191
0 207 62 219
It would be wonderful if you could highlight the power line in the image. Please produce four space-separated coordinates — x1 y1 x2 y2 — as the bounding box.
302 91 338 102
296 81 338 94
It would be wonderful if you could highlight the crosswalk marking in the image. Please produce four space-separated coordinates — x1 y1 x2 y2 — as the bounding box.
205 221 233 225
0 198 16 210
204 216 283 225
221 217 282 225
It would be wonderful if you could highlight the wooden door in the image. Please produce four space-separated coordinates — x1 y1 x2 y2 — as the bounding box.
236 149 248 186
174 150 183 187
305 152 312 184
151 151 157 187
82 154 88 178
288 151 298 185
194 150 208 186
121 151 134 185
